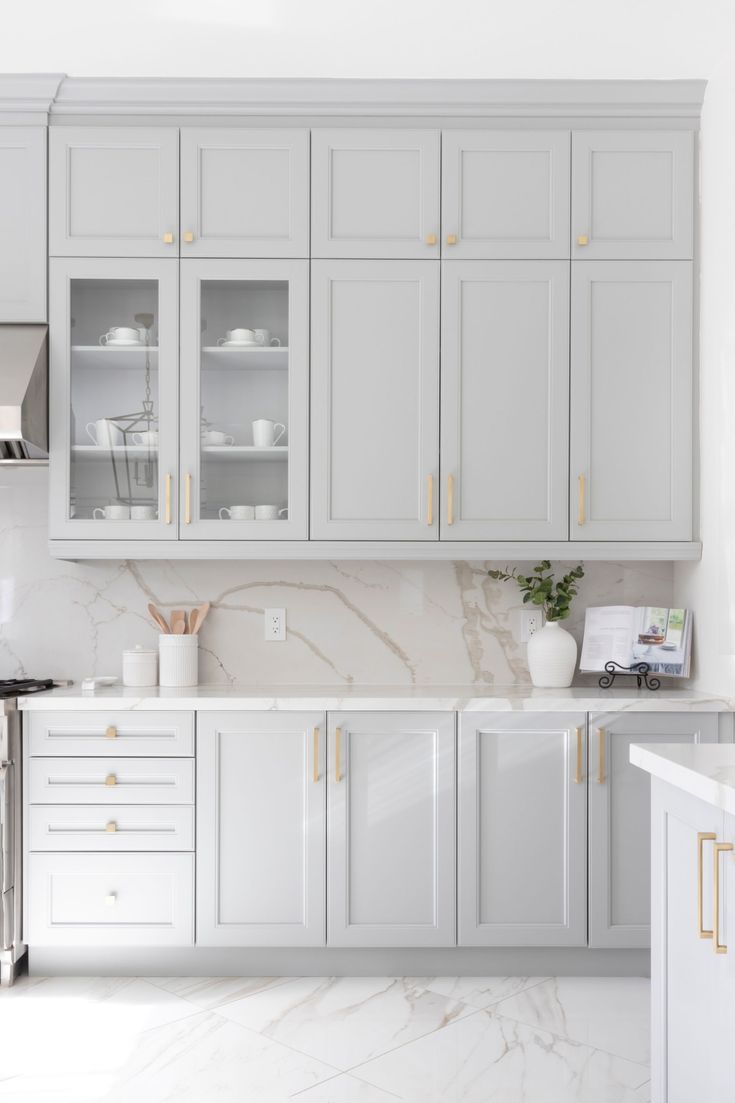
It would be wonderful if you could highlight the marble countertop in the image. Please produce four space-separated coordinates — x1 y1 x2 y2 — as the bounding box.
630 742 735 815
17 683 733 713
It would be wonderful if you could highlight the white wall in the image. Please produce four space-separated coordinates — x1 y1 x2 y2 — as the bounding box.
0 0 731 689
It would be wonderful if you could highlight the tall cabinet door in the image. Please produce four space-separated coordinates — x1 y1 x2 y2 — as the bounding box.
327 712 456 947
49 127 179 257
0 127 47 321
311 129 440 259
48 257 179 540
311 260 440 540
458 713 587 947
589 712 718 950
197 712 326 947
180 259 309 539
180 128 309 258
572 130 694 259
441 260 569 540
571 260 693 541
442 130 570 259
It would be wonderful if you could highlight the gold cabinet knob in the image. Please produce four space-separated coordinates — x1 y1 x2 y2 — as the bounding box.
577 234 589 246
162 232 174 245
104 893 117 906
446 234 458 246
105 773 117 787
105 725 117 739
105 821 117 833
183 231 195 243
425 233 437 246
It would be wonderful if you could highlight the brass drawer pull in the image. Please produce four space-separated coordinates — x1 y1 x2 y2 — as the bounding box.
446 233 457 245
106 821 117 833
105 773 117 787
698 832 717 938
577 234 589 246
183 231 195 243
105 893 117 906
426 233 437 246
714 842 734 953
162 232 174 245
105 725 117 740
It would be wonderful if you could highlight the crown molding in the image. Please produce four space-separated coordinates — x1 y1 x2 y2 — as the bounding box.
0 74 66 121
48 77 707 120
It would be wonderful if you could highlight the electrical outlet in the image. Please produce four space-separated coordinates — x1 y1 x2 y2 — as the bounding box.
520 609 543 643
264 608 286 642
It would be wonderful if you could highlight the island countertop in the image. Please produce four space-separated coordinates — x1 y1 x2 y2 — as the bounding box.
630 742 735 815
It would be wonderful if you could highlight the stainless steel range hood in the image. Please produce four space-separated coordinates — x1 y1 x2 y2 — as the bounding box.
0 326 48 462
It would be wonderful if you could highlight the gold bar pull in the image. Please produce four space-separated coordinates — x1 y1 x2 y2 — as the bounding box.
427 474 434 526
574 727 583 784
426 233 437 246
577 234 589 246
105 773 117 787
335 726 341 783
446 233 457 245
313 727 319 784
597 728 605 784
183 231 195 243
105 725 117 740
162 232 174 245
447 474 454 526
714 842 733 953
185 474 192 524
578 474 586 526
105 821 117 833
165 473 172 524
698 832 717 938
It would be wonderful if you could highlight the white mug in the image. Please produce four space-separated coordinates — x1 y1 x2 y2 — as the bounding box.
217 328 256 345
255 505 288 520
252 419 286 447
93 504 130 520
99 326 139 345
86 419 123 447
132 430 158 446
253 329 281 347
219 505 255 521
202 429 235 446
131 505 157 520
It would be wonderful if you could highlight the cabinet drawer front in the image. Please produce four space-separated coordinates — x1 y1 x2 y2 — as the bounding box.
30 805 195 852
29 758 194 805
29 711 194 757
28 853 193 946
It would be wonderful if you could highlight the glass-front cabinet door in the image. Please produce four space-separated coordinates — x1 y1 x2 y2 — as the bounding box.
49 258 179 540
179 260 308 539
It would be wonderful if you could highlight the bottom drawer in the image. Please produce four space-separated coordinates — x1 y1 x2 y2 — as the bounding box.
29 805 195 852
28 852 193 946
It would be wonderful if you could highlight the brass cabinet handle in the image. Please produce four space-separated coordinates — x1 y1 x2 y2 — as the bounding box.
446 233 457 245
577 234 589 246
426 233 437 246
183 231 195 243
574 727 583 784
185 474 192 524
313 727 319 784
105 725 117 740
162 232 174 245
105 773 117 787
335 726 341 783
698 832 717 938
578 474 586 526
105 821 117 833
714 842 734 953
597 728 605 784
105 893 117 906
447 474 454 525
165 473 172 524
427 474 434 526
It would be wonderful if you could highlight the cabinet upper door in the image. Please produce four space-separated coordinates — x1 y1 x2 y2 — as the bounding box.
328 711 456 948
458 713 587 947
442 130 570 259
180 128 309 258
572 130 694 259
589 712 718 950
311 129 440 258
311 259 440 540
571 260 693 541
196 712 326 948
441 260 569 540
0 127 46 322
49 127 179 257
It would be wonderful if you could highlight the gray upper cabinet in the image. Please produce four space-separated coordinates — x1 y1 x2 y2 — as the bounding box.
441 260 569 540
311 129 440 259
442 130 571 259
180 128 309 258
311 259 440 540
572 130 694 259
571 260 693 541
0 127 47 322
458 713 587 947
49 127 179 257
588 711 718 950
327 711 456 948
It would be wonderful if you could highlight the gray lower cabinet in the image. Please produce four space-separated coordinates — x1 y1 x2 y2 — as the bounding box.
327 712 456 947
571 260 693 541
0 127 46 321
588 711 718 950
197 711 327 947
458 713 587 947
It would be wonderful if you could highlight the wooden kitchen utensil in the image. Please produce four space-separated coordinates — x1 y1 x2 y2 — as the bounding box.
189 602 210 634
171 610 187 635
147 603 170 634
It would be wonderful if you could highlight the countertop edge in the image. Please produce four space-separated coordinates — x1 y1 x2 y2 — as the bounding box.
630 743 735 815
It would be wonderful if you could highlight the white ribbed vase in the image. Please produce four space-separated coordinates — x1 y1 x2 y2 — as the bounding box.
527 621 577 688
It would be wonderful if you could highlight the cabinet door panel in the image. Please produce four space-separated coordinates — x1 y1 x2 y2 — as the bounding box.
180 128 309 258
312 129 440 259
0 127 46 321
197 712 326 947
572 130 694 259
311 260 440 539
459 713 587 947
50 127 179 257
328 712 455 947
442 130 570 259
441 260 569 540
571 260 693 540
589 713 718 950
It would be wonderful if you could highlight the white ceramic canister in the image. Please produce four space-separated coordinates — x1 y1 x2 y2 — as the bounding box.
122 644 158 687
158 635 199 688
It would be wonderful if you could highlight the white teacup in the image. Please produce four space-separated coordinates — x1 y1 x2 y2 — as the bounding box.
132 430 159 446
253 329 281 347
86 419 123 448
131 505 157 520
202 430 235 446
217 328 256 345
136 326 152 344
255 504 288 520
219 505 255 521
93 504 130 520
252 419 286 447
99 326 140 345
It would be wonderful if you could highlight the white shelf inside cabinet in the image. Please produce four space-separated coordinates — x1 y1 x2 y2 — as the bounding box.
201 446 288 462
201 346 288 371
71 345 160 368
72 445 159 461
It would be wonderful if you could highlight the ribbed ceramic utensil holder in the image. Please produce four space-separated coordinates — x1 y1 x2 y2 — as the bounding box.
159 635 198 687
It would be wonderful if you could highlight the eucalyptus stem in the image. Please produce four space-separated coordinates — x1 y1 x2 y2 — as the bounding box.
488 560 585 623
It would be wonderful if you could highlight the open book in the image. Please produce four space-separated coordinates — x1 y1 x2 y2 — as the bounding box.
580 606 692 678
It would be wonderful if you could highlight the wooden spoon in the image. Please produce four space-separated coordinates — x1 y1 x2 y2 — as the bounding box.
189 602 210 634
147 603 170 634
170 610 187 635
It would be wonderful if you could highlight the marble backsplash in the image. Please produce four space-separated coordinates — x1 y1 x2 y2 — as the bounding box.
0 468 675 686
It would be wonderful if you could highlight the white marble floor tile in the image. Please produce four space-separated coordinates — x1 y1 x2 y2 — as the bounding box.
293 1072 405 1101
492 977 651 1065
355 1008 651 1103
410 975 549 1010
215 976 471 1071
146 974 294 1010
